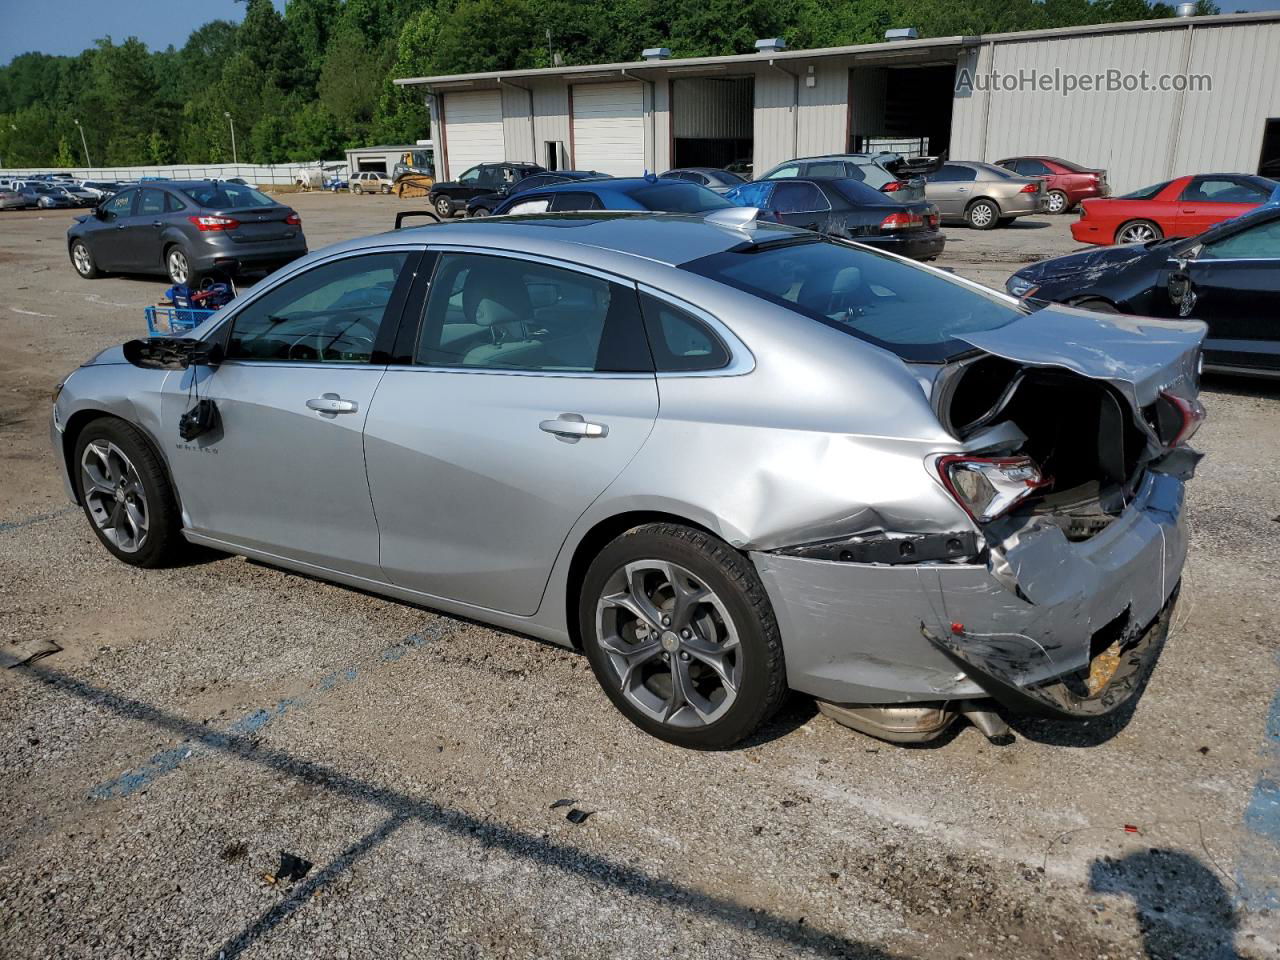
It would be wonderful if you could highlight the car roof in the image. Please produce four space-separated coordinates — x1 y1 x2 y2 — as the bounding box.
357 212 809 268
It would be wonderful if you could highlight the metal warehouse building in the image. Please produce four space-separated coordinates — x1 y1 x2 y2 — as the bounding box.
395 11 1280 194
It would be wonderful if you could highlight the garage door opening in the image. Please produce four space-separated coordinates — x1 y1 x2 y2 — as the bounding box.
1259 118 1280 178
356 159 388 173
671 76 753 171
848 64 954 158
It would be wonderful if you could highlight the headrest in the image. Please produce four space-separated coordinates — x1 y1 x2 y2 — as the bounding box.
462 264 530 327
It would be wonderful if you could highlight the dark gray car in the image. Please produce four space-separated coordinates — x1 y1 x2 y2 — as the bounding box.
66 180 308 285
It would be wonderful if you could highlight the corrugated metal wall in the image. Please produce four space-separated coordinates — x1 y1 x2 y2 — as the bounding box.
672 78 753 138
949 21 1280 193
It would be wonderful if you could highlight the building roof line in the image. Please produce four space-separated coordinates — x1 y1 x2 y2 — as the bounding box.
394 10 1280 89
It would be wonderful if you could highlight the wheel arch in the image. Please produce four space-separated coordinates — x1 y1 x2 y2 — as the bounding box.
60 409 181 514
562 509 722 651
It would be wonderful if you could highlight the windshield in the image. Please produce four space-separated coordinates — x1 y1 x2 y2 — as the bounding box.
628 183 732 212
683 238 1026 362
181 182 275 209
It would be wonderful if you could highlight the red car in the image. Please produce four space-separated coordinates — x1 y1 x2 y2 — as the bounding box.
1071 173 1278 245
995 156 1109 214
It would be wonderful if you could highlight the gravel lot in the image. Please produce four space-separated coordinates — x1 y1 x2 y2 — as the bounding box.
1 194 1277 960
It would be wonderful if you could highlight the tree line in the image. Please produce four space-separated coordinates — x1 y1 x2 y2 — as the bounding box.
0 0 1217 169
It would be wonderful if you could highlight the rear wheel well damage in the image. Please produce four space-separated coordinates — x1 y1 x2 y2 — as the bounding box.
563 511 721 651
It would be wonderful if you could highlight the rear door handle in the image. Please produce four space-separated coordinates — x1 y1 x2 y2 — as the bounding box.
307 393 359 417
540 413 608 442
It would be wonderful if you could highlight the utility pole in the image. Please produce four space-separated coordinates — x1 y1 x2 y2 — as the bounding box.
224 112 238 165
73 118 91 166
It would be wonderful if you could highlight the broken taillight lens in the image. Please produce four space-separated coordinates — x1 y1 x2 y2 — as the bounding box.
1157 391 1205 447
935 455 1050 523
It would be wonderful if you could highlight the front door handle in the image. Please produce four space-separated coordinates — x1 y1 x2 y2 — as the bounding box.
540 413 608 443
307 393 359 417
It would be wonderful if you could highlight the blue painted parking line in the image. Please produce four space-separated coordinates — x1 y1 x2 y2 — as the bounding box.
0 505 78 534
1236 662 1280 911
88 630 436 800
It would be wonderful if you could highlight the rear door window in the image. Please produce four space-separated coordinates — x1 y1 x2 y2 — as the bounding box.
763 165 800 180
639 293 730 372
139 189 166 216
772 182 829 214
415 253 651 373
1201 217 1280 259
806 161 846 177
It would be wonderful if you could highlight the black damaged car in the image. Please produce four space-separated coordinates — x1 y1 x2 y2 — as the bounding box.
429 162 545 218
1007 203 1280 377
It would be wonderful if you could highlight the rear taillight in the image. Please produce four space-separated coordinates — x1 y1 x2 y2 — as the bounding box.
189 215 239 231
880 211 924 231
934 455 1050 523
1157 391 1205 447
285 212 301 226
881 181 906 193
1020 182 1039 193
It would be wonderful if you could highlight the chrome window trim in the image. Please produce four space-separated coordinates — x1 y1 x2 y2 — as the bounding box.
636 283 755 379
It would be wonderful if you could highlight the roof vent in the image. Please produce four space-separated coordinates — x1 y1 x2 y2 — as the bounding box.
641 47 671 61
755 38 786 54
884 28 919 41
1175 2 1197 15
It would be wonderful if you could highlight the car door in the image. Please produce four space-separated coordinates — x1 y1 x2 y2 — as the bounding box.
118 188 168 274
925 164 976 218
89 188 139 271
1174 214 1280 371
363 250 659 615
1175 176 1270 236
768 181 830 232
163 248 420 578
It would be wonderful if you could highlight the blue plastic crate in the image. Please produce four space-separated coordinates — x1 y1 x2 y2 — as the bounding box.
146 305 215 336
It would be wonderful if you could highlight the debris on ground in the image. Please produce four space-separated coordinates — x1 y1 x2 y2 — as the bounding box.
1 639 61 669
549 798 574 810
263 851 314 886
565 809 593 825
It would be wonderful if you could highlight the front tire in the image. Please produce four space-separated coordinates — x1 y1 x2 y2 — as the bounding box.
579 523 787 749
965 198 1000 230
73 418 185 568
434 195 454 218
70 240 100 279
469 207 490 218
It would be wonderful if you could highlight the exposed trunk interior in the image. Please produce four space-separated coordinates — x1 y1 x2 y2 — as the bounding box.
941 355 1152 538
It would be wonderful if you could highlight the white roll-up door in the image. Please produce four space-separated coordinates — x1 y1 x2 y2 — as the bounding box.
572 82 645 177
444 90 504 179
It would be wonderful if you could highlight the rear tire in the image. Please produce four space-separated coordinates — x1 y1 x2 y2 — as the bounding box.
469 207 490 218
70 240 100 279
578 523 787 750
965 198 1000 230
73 417 185 568
165 245 200 287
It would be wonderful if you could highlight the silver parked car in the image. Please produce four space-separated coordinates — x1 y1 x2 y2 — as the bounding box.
924 161 1047 229
50 214 1206 748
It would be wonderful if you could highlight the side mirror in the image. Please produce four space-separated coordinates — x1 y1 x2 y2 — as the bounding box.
94 206 109 220
123 337 223 370
1166 270 1196 317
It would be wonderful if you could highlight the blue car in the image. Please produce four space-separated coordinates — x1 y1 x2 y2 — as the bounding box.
490 176 732 216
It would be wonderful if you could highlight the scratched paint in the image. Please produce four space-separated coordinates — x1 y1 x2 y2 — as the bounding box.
89 631 435 800
1236 658 1280 911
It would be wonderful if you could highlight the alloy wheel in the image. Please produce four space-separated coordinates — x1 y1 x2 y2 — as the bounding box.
72 243 93 276
594 560 742 728
1118 222 1157 243
968 202 995 228
167 249 189 285
80 440 149 553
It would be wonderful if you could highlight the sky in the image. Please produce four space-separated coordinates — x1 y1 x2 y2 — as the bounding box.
0 0 285 66
3 0 1280 65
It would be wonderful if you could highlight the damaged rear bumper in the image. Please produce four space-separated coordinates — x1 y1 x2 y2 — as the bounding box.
750 470 1187 719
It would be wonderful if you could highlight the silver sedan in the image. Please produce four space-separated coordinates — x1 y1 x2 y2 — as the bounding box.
51 213 1206 748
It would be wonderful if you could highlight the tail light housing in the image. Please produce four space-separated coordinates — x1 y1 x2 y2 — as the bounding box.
1155 391 1205 447
285 212 301 226
1020 182 1039 193
881 180 907 193
189 215 239 232
880 211 924 231
934 455 1050 523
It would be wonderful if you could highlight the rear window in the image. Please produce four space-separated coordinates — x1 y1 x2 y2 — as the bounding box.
181 182 275 209
1119 180 1172 200
682 238 1025 363
629 183 732 212
850 163 895 190
832 178 895 206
